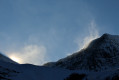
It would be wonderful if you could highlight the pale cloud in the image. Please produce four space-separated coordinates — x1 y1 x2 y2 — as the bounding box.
77 20 99 50
6 44 48 65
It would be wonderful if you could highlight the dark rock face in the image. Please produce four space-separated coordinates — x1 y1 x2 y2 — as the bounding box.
44 34 119 71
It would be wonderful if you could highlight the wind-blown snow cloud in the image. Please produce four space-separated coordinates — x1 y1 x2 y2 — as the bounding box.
77 20 99 50
6 44 48 65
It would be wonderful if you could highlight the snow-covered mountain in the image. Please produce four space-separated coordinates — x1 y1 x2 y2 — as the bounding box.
0 60 72 80
44 33 119 71
0 33 119 80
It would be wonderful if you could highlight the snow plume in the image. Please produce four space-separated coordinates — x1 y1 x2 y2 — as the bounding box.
6 45 47 65
78 20 99 50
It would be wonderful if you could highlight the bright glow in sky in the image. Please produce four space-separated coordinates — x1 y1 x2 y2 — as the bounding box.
0 0 119 65
10 55 22 63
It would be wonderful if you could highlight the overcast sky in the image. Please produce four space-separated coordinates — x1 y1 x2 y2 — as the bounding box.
0 0 119 65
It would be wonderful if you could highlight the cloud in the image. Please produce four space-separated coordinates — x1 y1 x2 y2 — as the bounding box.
77 20 99 50
6 44 48 65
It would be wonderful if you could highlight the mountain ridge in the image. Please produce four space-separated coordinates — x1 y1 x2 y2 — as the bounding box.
44 33 119 71
0 53 17 64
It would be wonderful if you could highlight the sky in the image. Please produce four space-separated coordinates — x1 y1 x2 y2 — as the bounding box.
0 0 119 65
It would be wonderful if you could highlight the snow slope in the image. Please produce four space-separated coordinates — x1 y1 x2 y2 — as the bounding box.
0 60 119 80
0 61 88 80
44 33 119 71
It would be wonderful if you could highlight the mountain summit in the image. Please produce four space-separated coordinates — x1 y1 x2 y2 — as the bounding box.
44 33 119 71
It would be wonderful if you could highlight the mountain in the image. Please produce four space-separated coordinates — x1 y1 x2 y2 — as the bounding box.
44 33 119 71
0 60 73 80
0 53 17 64
0 53 73 80
0 33 119 80
0 60 118 80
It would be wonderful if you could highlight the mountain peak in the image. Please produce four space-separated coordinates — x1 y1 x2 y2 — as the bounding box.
100 33 119 40
85 33 119 50
101 33 111 38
